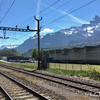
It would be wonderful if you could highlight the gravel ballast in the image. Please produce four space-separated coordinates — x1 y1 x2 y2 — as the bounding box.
0 66 98 100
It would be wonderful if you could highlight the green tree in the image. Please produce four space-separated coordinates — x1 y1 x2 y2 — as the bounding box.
0 49 22 57
31 48 38 60
22 53 24 57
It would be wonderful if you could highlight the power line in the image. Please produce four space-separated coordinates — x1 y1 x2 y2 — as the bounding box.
35 0 60 16
17 0 60 27
0 0 15 23
18 0 71 28
1 24 33 45
1 0 7 10
42 0 96 28
18 16 34 27
43 0 72 17
0 0 96 46
0 0 3 6
0 0 7 23
8 32 35 45
0 0 15 44
0 0 74 45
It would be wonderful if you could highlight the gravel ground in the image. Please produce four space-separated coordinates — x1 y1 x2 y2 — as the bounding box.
0 67 97 100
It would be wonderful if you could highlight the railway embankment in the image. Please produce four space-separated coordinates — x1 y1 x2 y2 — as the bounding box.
0 63 99 99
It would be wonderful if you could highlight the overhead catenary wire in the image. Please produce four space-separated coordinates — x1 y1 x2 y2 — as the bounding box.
18 16 34 27
15 0 71 28
0 0 7 23
17 0 60 27
0 0 15 23
8 32 35 45
42 0 96 28
0 0 7 9
1 20 35 45
5 0 61 45
0 0 3 6
43 0 72 17
35 0 60 16
0 22 36 46
0 0 4 23
1 0 96 46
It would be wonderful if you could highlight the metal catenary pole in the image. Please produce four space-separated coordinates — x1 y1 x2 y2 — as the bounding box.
0 17 42 69
34 16 42 69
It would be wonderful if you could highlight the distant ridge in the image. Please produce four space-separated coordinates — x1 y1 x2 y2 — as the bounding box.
0 44 19 50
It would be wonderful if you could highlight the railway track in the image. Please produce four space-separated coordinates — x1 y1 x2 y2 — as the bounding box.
0 85 12 100
0 63 100 97
0 70 49 100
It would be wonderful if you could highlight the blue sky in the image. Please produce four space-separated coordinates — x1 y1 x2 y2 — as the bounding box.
0 0 99 45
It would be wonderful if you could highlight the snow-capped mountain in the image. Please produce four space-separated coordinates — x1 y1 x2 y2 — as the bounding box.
57 15 100 38
16 33 43 53
30 33 43 39
16 15 100 53
0 45 19 50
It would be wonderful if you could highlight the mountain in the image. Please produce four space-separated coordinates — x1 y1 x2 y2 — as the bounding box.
0 44 19 50
0 49 22 57
23 49 33 57
16 15 100 53
16 33 43 53
39 15 100 46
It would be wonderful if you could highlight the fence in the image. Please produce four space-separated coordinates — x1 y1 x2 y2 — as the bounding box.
21 62 38 67
10 62 38 69
4 61 100 71
9 62 89 70
49 63 89 70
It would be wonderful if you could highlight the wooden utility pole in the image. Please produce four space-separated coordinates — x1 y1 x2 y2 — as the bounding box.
34 16 42 69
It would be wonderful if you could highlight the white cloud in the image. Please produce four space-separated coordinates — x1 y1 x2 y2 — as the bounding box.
41 28 53 33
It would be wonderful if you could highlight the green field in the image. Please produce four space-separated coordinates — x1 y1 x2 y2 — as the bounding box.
11 62 89 70
49 63 89 70
1 61 100 80
1 61 100 71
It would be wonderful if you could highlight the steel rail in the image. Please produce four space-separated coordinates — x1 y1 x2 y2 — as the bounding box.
0 85 13 100
0 63 100 95
0 71 49 100
1 63 100 88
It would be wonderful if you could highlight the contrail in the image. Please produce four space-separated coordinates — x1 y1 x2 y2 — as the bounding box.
52 8 88 24
54 23 65 29
33 0 41 35
36 0 41 19
40 1 87 24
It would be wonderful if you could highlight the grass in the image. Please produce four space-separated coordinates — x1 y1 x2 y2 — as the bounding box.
1 61 100 81
49 63 89 70
0 61 38 70
11 63 38 70
0 61 89 70
41 67 90 77
0 61 5 64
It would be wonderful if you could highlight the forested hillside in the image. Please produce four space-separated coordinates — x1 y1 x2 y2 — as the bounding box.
0 49 22 57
